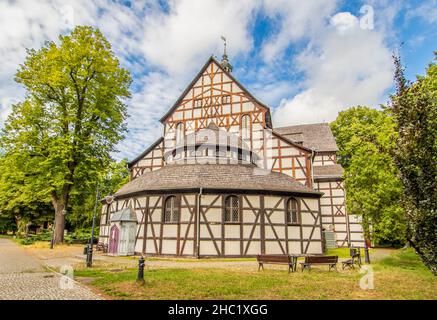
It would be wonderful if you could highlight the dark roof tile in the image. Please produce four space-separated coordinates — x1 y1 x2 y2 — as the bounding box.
275 123 338 152
313 164 344 178
116 163 321 197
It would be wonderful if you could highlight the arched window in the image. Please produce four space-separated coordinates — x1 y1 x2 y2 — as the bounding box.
164 196 179 223
224 195 240 223
241 114 250 140
286 198 300 224
175 122 184 144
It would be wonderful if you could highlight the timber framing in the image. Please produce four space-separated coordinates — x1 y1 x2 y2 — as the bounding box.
100 192 323 257
159 56 273 128
98 53 364 255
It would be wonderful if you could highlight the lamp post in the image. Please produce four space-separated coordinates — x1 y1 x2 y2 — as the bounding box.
86 187 100 267
86 188 114 267
364 239 371 264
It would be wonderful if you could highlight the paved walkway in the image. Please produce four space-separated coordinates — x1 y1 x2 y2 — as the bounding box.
0 238 102 300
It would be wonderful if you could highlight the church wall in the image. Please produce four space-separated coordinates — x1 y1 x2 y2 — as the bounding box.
98 192 323 257
269 134 312 187
314 179 365 247
313 152 337 166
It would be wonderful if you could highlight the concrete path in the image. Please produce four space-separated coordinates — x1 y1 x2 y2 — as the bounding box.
0 238 102 300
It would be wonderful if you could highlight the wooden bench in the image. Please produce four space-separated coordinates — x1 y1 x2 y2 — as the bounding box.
342 248 362 269
96 243 108 253
300 255 338 272
257 255 297 273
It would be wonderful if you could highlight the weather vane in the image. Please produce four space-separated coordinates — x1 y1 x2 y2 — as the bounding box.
221 35 227 56
219 35 232 72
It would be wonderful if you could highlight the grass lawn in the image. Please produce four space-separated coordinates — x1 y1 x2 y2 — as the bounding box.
74 248 437 300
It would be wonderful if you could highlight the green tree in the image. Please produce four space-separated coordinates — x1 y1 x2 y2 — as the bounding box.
0 26 131 243
389 53 437 274
67 158 129 229
0 154 53 236
331 106 406 246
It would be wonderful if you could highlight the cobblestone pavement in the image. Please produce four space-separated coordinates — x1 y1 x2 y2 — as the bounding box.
0 239 102 300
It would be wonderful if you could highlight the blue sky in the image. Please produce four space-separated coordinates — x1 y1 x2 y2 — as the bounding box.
0 0 435 161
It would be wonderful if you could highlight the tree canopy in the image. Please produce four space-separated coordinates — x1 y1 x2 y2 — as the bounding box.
0 26 131 243
389 52 437 274
331 106 406 246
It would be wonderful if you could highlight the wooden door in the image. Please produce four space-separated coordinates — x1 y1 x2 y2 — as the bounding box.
128 224 136 255
119 225 127 255
109 224 119 254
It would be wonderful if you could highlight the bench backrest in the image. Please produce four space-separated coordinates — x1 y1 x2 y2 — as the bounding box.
305 255 338 264
351 248 361 257
257 255 291 263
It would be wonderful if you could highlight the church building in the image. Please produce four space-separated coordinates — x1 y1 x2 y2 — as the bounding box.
98 51 364 257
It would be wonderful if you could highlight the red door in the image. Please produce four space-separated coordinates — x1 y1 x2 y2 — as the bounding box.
109 225 119 254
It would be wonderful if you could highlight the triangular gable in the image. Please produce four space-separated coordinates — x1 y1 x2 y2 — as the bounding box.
159 56 272 128
128 137 164 168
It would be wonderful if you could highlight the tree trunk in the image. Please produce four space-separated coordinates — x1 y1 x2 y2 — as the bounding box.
53 203 66 243
51 191 69 244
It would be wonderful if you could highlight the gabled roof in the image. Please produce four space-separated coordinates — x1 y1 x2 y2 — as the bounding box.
274 123 339 152
271 130 314 153
159 56 273 128
128 137 164 168
313 164 344 179
115 163 322 198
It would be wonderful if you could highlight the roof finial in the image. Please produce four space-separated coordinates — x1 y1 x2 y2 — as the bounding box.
220 35 232 72
221 35 227 56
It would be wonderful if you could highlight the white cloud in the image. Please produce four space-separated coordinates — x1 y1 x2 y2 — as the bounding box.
0 0 399 160
261 0 337 62
0 0 260 161
140 0 259 75
272 9 394 126
115 71 180 160
406 0 437 24
330 12 359 32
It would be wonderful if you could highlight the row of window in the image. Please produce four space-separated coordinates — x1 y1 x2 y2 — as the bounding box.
194 95 231 108
170 147 252 163
163 195 300 224
174 114 251 144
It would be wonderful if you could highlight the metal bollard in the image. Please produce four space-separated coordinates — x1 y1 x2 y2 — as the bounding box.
137 256 145 284
364 241 371 264
86 243 93 267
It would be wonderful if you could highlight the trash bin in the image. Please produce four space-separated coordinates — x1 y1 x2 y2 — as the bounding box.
83 246 88 255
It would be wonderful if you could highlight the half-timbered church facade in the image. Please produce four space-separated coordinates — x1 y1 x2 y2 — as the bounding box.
99 52 364 257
